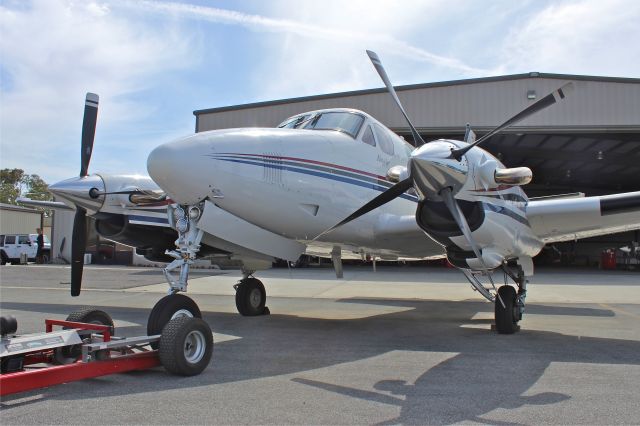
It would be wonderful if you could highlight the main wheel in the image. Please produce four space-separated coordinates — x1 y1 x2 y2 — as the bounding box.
54 308 115 364
158 316 213 376
235 278 266 316
494 285 519 334
147 294 202 337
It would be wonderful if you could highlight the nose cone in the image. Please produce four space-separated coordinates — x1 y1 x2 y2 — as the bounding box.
49 175 105 212
410 140 469 200
147 139 209 205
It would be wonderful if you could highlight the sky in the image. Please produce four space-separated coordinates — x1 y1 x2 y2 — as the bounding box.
1 0 639 184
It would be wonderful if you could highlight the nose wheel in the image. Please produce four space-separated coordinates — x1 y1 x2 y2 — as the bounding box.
234 277 269 316
147 294 202 336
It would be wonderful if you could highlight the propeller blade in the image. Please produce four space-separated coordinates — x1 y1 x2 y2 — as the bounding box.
80 93 99 177
313 178 413 241
440 187 484 263
71 207 87 296
366 50 427 146
440 187 504 306
452 82 574 159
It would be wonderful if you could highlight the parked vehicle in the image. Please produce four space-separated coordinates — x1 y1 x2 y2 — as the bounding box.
0 234 39 265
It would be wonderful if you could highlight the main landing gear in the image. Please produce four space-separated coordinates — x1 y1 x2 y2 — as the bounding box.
494 263 527 334
464 262 527 334
234 274 269 316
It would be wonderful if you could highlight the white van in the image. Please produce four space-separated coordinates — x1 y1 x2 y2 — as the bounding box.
0 234 39 265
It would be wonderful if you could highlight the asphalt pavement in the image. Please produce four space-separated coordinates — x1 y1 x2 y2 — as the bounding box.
1 264 639 424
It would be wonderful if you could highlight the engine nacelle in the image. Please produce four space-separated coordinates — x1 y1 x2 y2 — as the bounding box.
94 213 177 261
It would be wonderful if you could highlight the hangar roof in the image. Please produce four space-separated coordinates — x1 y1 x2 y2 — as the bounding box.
194 72 640 133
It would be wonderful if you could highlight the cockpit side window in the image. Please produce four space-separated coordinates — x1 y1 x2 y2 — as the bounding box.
306 112 364 138
373 123 395 156
361 125 376 146
277 114 312 129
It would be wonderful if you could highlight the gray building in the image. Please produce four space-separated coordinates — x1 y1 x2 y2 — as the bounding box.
194 72 640 265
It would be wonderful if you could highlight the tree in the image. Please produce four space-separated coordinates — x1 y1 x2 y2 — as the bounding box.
0 169 53 212
23 174 52 201
0 168 25 205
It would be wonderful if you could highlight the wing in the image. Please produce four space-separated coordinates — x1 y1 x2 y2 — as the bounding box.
17 197 74 211
526 192 640 243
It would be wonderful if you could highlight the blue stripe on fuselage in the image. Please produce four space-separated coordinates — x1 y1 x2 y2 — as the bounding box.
216 157 418 202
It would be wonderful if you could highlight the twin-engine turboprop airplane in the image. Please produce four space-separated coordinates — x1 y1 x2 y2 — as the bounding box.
144 50 640 334
32 50 640 337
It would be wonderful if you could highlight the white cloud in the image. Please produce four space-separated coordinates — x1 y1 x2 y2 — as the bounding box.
501 0 640 76
0 0 194 181
121 0 498 105
124 0 489 75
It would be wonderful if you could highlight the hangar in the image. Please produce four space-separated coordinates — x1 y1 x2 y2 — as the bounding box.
194 72 640 266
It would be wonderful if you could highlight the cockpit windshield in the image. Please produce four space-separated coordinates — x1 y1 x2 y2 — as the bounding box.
277 111 365 138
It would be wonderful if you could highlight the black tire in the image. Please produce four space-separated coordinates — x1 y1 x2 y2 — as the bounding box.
495 285 519 334
158 316 213 376
147 294 202 337
235 278 266 316
54 308 115 364
0 252 7 265
66 308 115 334
0 315 18 336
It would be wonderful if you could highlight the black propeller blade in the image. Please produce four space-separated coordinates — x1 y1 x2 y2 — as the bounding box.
366 50 427 147
313 178 413 240
440 187 503 306
71 207 87 297
80 93 99 177
451 82 574 159
71 92 99 296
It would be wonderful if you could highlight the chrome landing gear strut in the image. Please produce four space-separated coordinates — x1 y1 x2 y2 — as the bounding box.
163 204 204 294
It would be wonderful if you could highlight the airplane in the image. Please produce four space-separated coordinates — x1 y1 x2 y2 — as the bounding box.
24 50 640 340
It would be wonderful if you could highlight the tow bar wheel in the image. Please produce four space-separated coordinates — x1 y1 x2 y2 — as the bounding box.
158 316 213 376
54 308 115 364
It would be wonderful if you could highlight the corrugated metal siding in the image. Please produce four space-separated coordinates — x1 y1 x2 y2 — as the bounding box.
0 208 42 234
196 77 640 133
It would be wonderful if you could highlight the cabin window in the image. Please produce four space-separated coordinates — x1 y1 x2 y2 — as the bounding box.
5 235 16 244
373 123 395 156
361 125 376 146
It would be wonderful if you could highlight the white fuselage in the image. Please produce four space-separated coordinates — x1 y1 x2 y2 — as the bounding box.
148 110 442 259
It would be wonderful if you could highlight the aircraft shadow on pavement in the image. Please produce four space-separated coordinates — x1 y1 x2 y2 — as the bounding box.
1 299 638 423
